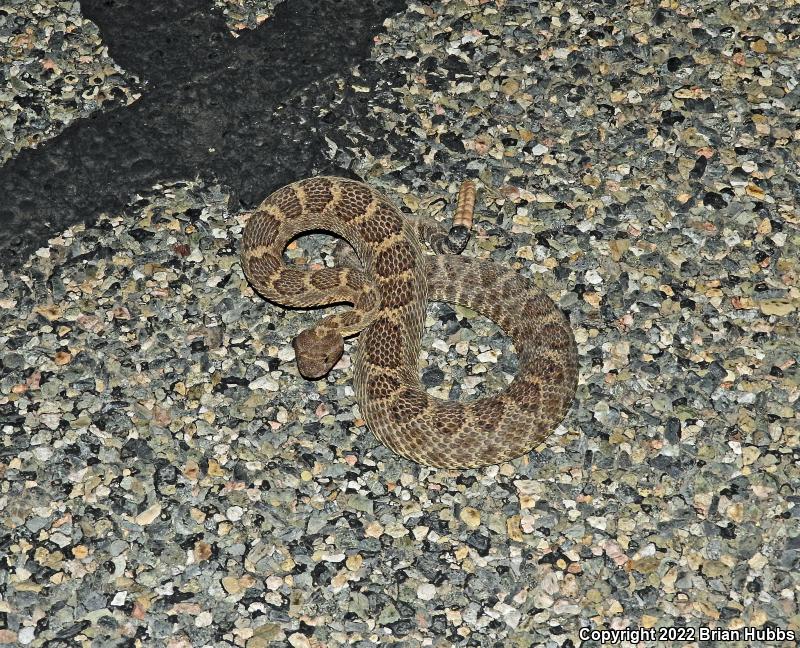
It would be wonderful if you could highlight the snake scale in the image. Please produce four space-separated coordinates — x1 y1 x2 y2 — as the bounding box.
241 177 578 468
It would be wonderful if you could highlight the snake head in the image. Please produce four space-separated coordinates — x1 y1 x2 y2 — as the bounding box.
293 327 345 380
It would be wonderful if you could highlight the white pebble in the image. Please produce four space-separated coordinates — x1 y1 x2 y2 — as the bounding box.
584 268 603 285
266 575 284 590
226 506 244 522
195 611 213 627
33 446 53 461
587 516 607 530
476 349 500 363
249 375 279 391
111 591 127 606
529 143 548 156
18 627 35 645
289 633 312 648
278 346 296 361
417 583 437 601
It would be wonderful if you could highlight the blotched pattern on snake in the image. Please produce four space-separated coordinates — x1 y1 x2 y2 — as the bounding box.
241 176 578 468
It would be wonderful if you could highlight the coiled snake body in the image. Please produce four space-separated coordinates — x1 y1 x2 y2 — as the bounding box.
241 177 578 468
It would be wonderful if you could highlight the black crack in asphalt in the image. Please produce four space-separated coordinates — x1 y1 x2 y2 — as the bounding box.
0 0 407 273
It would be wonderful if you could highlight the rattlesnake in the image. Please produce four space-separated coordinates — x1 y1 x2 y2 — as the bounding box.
241 177 578 468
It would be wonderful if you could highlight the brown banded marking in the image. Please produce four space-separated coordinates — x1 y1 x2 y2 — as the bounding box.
267 184 303 220
472 397 506 433
432 402 466 438
299 177 335 213
336 311 363 328
242 213 280 250
320 189 368 228
309 267 346 291
497 274 517 302
273 269 307 295
365 372 401 402
523 294 555 319
480 268 497 289
244 250 282 284
389 386 429 424
336 181 375 218
380 276 415 309
536 320 575 353
357 201 403 242
454 180 476 230
363 316 405 368
505 375 544 414
374 240 416 277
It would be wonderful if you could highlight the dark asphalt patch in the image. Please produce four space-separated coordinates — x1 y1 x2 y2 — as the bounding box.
0 0 407 273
